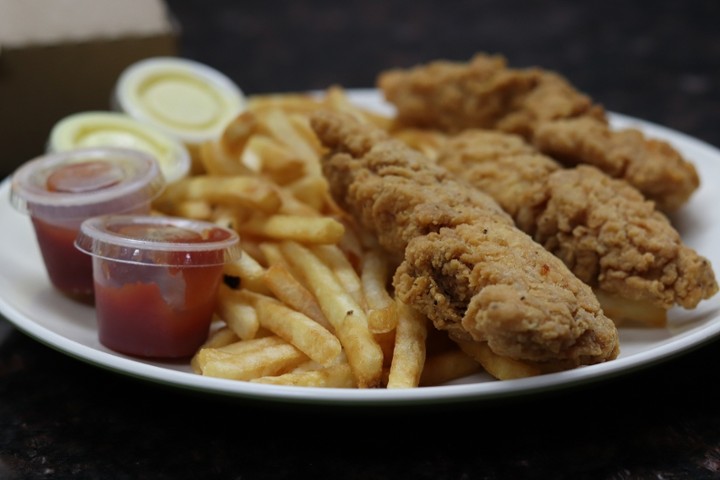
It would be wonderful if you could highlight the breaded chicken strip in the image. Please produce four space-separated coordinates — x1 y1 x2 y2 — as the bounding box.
378 53 699 211
435 129 718 319
532 117 699 214
310 110 619 371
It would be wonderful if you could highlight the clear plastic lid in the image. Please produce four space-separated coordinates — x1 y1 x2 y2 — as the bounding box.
47 111 191 184
112 56 246 146
75 214 241 266
10 147 166 221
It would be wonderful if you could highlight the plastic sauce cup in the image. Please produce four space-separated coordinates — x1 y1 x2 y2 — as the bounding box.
9 148 165 302
75 215 241 359
47 111 191 184
112 56 246 173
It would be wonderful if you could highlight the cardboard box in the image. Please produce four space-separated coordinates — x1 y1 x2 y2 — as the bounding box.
0 0 179 178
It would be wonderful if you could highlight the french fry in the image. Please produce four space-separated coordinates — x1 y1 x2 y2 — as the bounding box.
262 263 333 332
195 339 308 380
284 176 333 213
259 108 321 176
172 199 213 220
361 249 398 334
156 175 282 214
220 110 258 158
250 362 355 388
191 325 239 373
280 241 384 388
594 290 668 328
419 350 483 386
238 213 345 244
386 300 428 389
311 244 366 309
215 285 261 340
454 339 550 380
245 291 342 366
222 251 271 295
199 139 255 176
218 334 286 354
245 135 306 185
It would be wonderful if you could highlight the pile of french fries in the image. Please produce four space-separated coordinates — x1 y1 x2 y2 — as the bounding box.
152 87 483 388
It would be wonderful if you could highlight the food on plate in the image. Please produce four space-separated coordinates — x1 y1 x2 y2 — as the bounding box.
309 109 620 376
164 88 501 387
378 53 699 211
419 128 717 326
75 214 240 358
9 147 165 301
127 63 711 385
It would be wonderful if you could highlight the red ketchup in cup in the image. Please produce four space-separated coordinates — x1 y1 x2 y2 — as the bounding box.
9 148 165 302
75 215 241 359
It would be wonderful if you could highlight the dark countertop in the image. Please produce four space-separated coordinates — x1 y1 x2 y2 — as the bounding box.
3 1 720 479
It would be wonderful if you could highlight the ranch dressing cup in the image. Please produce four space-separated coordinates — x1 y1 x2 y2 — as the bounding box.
9 148 165 302
75 215 240 358
47 111 191 185
112 57 245 174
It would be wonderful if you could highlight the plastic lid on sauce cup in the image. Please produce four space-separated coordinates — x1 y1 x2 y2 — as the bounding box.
112 57 246 149
10 147 166 222
47 111 191 184
76 215 240 359
75 214 241 267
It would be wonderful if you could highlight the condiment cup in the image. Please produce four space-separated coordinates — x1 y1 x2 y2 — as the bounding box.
47 111 191 184
9 147 165 301
75 214 241 359
112 56 246 173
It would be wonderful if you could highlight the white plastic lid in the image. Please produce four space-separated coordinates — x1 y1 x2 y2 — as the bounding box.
47 111 191 184
76 215 241 266
112 57 246 147
10 147 165 221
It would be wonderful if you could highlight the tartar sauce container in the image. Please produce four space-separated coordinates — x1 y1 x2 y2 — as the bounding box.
75 215 241 358
112 57 245 173
9 148 165 301
47 111 191 184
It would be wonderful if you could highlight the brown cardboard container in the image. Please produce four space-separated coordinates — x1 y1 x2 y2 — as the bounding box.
0 0 179 178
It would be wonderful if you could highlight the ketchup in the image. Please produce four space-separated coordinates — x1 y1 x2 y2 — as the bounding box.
80 217 239 359
95 264 224 358
31 217 94 302
10 148 165 303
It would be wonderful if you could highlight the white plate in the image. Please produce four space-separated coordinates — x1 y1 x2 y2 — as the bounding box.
2 89 720 406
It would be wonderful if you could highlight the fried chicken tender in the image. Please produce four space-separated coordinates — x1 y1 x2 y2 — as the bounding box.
532 117 699 213
435 129 718 315
378 53 699 211
310 110 619 369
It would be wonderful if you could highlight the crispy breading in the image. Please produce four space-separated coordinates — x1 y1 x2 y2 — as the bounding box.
378 53 699 211
532 116 700 212
310 110 619 367
436 129 718 311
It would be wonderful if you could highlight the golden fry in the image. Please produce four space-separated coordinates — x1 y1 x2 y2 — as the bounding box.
215 285 261 340
250 362 355 388
157 175 282 214
195 339 308 380
419 350 483 386
246 291 342 366
386 300 428 389
262 263 333 331
311 244 366 309
222 251 271 295
238 214 345 244
280 241 384 388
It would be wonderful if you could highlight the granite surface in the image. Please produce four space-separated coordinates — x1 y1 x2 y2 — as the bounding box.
2 1 720 479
